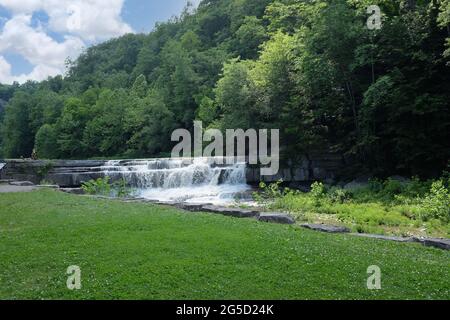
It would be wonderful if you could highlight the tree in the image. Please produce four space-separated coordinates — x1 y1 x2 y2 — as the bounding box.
35 124 59 159
234 16 268 59
214 58 257 130
0 0 448 178
125 90 175 156
1 91 35 158
83 89 130 156
29 90 64 133
131 74 148 99
196 95 218 126
156 40 200 127
56 98 89 158
438 0 450 60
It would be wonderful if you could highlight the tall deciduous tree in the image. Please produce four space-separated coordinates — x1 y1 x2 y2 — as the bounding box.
1 91 35 158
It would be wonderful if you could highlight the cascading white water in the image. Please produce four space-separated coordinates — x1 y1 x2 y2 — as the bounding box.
101 158 253 205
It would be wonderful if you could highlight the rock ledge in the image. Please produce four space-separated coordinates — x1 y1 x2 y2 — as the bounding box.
258 213 295 224
301 223 350 233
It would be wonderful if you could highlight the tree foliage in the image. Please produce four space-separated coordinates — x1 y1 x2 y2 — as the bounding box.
0 0 448 178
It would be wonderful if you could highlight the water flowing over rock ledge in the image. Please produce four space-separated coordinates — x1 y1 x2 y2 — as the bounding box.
1 158 254 205
0 153 343 187
0 156 343 205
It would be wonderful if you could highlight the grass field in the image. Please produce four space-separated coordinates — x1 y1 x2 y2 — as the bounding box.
0 189 449 300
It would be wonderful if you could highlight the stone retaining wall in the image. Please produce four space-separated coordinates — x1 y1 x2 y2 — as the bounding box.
246 152 344 184
0 160 107 187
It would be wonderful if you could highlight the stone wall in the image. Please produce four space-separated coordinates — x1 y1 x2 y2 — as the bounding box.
246 152 344 185
0 160 107 187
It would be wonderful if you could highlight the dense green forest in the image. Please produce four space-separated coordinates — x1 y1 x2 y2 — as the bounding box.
0 0 449 178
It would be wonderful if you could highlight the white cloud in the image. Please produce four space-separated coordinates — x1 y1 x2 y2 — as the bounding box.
0 0 133 41
0 14 84 84
0 0 133 83
0 15 84 68
0 0 41 14
0 55 61 83
0 56 13 83
46 0 133 42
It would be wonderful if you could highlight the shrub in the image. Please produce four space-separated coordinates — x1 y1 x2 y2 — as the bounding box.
37 161 54 180
403 176 431 198
420 180 450 223
310 182 326 206
328 187 352 204
380 178 404 200
253 180 284 204
368 178 383 193
114 178 133 198
82 177 112 196
82 177 134 198
253 179 301 206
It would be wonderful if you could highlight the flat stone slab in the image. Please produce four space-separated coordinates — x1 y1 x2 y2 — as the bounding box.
176 203 209 212
36 185 60 189
202 205 260 218
336 232 449 251
9 181 35 186
351 233 414 243
0 185 36 193
154 200 179 206
258 213 295 224
60 188 85 195
0 179 15 183
301 223 350 233
413 237 450 250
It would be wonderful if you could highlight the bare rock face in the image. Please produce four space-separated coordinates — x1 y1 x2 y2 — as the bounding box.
344 181 368 190
1 160 108 187
301 223 350 233
258 213 295 224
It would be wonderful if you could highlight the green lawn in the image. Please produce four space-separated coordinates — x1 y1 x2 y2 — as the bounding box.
0 189 449 300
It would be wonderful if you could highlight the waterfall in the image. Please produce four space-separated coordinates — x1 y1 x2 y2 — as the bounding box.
101 158 252 205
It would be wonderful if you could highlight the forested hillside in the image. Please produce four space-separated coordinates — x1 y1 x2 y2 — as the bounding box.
0 0 449 178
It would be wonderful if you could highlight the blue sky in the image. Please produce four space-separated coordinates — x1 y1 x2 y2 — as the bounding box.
123 0 197 33
0 0 200 84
